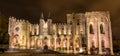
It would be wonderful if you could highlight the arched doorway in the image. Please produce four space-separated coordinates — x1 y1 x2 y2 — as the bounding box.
12 34 19 48
36 38 41 48
44 37 48 44
90 41 98 54
44 36 48 50
30 36 35 49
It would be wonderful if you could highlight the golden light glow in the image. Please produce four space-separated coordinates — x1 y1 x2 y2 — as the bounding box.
79 48 83 53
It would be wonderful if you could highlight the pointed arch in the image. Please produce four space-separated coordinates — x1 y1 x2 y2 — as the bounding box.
89 24 94 34
100 24 105 34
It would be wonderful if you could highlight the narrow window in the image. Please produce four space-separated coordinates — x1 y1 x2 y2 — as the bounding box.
82 37 85 43
62 27 64 30
70 21 72 25
92 41 95 48
44 37 48 40
77 23 80 25
89 24 94 34
100 24 105 34
77 19 80 25
35 29 37 35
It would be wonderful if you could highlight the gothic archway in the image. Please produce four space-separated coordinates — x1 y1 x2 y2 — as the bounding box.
12 34 19 48
89 24 94 34
30 36 36 49
100 24 105 34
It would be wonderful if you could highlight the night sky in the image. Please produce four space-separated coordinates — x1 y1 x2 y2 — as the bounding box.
0 0 120 39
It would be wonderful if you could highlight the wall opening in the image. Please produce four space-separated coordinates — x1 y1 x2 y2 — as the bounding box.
89 24 94 34
100 24 105 34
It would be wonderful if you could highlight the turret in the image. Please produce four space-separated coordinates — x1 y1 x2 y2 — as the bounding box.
48 12 51 19
41 12 44 19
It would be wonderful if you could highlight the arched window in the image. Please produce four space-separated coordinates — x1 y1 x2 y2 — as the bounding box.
77 19 80 25
100 24 105 34
89 24 94 34
77 22 80 25
70 21 72 25
82 37 85 43
44 37 48 40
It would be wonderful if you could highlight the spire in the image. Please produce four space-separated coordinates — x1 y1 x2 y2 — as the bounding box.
41 12 44 19
48 12 51 19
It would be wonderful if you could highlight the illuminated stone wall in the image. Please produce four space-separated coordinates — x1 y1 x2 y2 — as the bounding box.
86 11 113 54
8 11 113 54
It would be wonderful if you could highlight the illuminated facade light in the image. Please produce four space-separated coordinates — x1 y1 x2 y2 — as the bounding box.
79 48 83 53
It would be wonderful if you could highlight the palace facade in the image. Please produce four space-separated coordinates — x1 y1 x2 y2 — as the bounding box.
8 11 113 54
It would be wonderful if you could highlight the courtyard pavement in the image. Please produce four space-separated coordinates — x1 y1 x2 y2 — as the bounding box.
0 49 117 56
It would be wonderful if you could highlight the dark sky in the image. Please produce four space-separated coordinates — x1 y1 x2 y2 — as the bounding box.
0 0 120 39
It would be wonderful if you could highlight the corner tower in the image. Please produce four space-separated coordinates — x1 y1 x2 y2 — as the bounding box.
85 11 113 55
